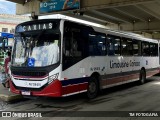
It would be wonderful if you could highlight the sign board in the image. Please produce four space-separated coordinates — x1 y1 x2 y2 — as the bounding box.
40 0 80 14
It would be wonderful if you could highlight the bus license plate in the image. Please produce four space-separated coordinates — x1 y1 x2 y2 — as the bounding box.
21 91 31 95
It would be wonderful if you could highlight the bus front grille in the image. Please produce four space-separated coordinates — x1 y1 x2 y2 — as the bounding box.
12 71 47 77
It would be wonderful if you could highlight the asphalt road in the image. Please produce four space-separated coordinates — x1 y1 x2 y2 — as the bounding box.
1 76 160 120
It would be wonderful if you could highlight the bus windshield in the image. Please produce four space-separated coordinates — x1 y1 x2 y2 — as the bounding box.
12 31 60 67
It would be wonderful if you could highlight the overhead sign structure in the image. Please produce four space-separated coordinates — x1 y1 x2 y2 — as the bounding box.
40 0 80 14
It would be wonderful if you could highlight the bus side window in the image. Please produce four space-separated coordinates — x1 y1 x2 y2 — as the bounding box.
70 32 82 57
89 32 106 56
63 38 70 56
121 37 133 56
150 43 158 56
142 41 150 56
133 39 141 56
63 28 72 57
107 35 121 56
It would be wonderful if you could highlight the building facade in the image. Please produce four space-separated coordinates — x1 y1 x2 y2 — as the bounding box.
0 14 30 33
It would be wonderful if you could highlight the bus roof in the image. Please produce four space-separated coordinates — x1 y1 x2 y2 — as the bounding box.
39 14 158 42
34 14 159 43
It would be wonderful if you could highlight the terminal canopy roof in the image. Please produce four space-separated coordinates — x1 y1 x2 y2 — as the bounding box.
6 0 160 34
7 0 30 4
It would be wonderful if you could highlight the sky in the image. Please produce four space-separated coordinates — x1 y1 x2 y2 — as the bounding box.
0 0 16 14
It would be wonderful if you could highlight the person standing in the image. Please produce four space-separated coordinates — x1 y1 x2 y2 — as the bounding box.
3 51 11 88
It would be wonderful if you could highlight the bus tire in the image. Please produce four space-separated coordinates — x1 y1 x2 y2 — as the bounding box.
139 69 146 84
87 76 99 99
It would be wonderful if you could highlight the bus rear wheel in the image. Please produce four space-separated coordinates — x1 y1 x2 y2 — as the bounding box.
87 77 99 99
139 69 146 84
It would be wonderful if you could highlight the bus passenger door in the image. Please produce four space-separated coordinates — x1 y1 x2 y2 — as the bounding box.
62 22 90 71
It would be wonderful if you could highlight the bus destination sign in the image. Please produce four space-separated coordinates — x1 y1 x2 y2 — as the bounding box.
16 23 53 32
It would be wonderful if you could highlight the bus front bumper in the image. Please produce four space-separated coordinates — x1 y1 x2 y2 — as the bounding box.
9 79 63 97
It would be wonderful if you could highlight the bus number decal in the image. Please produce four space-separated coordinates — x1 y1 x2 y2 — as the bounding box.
90 67 101 71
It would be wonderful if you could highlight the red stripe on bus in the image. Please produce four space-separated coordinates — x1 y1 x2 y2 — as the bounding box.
79 83 88 91
9 79 20 94
104 73 139 85
146 70 159 77
103 69 159 86
62 83 88 95
10 80 63 97
32 80 62 97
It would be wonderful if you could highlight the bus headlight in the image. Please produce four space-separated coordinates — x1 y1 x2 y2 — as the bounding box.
48 73 59 84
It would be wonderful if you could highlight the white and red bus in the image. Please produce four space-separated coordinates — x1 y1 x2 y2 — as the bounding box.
9 15 160 98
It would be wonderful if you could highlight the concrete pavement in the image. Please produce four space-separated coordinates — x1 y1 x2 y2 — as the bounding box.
0 84 23 102
0 70 23 102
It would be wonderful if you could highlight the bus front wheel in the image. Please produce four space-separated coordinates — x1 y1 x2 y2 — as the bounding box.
139 69 146 84
87 77 99 99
